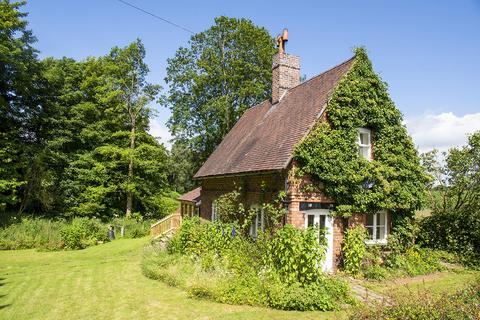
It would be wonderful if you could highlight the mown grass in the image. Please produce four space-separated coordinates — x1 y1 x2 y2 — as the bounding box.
0 238 345 319
361 269 479 296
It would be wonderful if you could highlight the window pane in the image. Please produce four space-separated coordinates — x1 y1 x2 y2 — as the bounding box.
366 214 374 226
360 132 369 145
319 215 326 229
307 215 314 227
378 212 386 227
256 211 262 231
366 226 374 239
359 146 369 159
376 226 385 240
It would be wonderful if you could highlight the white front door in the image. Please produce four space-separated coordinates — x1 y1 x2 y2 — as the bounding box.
304 209 334 272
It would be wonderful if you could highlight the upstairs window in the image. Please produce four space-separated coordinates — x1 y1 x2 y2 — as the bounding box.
365 211 388 244
249 206 264 238
357 128 372 160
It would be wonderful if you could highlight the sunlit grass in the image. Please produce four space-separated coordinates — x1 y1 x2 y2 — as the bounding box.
0 238 345 320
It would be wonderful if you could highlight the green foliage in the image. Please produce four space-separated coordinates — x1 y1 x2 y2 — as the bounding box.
419 132 480 266
361 265 389 280
343 225 367 275
419 210 480 266
359 218 444 280
384 248 443 277
0 0 42 213
60 217 109 249
264 224 326 284
294 48 427 216
165 16 276 177
0 217 64 250
0 217 151 250
387 216 421 252
214 189 248 227
167 217 237 262
349 279 480 320
146 219 350 311
213 188 287 233
0 1 172 219
265 276 352 311
111 217 153 238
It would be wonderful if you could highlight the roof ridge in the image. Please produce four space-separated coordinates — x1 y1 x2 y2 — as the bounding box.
287 55 356 93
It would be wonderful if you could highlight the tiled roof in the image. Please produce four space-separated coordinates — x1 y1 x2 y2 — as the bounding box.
194 56 355 179
178 187 201 203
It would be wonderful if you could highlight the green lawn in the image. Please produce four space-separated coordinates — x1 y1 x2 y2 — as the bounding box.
0 238 345 320
361 269 479 296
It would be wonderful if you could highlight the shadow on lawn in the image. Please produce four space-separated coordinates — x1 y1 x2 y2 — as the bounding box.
0 277 10 310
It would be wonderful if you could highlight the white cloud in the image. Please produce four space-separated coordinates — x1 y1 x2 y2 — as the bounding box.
404 112 480 153
149 119 172 150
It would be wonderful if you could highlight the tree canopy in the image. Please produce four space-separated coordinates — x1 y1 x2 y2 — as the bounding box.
165 16 276 178
0 2 174 220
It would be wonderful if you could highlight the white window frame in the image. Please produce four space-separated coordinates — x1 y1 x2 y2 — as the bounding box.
365 211 388 245
249 206 264 238
211 201 218 221
357 128 372 161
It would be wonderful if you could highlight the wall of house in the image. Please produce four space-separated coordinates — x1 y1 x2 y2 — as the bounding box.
199 168 393 272
199 172 286 220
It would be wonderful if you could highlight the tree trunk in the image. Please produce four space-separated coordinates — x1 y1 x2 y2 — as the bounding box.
125 119 136 218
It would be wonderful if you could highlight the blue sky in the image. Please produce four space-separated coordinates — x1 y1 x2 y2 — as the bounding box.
24 0 480 151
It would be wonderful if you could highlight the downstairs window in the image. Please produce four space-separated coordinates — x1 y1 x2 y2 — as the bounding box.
249 206 264 238
365 211 388 244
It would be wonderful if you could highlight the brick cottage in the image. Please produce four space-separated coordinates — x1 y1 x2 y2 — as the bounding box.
181 30 393 272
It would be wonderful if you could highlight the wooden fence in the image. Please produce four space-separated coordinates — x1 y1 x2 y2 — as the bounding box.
150 210 181 239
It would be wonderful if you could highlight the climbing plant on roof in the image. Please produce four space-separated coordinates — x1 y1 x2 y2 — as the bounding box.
294 47 427 217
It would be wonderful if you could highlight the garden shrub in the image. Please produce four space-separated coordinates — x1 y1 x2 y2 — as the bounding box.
349 279 480 319
60 217 109 250
112 217 153 238
265 276 352 311
362 265 389 280
343 225 367 275
359 217 445 280
144 219 353 311
0 217 65 250
264 224 326 284
384 248 443 277
419 209 480 267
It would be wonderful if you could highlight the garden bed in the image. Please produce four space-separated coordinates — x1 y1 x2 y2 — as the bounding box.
142 217 355 311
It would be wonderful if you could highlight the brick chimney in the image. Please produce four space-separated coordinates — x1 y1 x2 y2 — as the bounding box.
272 29 300 104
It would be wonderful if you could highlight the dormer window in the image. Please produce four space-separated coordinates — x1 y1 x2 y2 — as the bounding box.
357 128 371 160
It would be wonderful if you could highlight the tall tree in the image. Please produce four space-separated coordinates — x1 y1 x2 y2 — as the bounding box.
53 41 168 219
165 16 276 178
105 40 161 217
0 0 43 214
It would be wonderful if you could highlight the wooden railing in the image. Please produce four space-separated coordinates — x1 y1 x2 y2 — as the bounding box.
150 210 181 239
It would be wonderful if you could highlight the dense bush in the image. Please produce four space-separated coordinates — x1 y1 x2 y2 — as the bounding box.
0 217 151 250
419 209 480 266
60 217 109 249
144 217 353 311
112 217 153 238
264 224 326 284
384 248 443 277
358 218 444 280
343 225 367 275
265 276 352 311
349 279 480 319
0 218 65 250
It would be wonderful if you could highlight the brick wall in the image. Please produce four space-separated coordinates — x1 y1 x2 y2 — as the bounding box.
272 53 300 104
199 172 285 221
